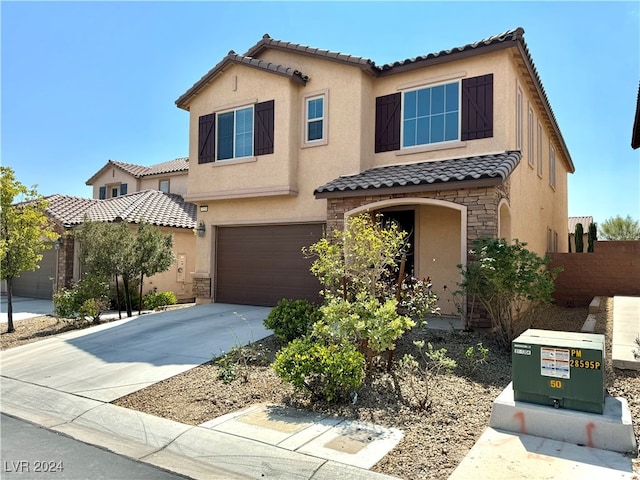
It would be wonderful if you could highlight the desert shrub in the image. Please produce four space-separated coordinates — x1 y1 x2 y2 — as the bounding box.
264 298 322 343
143 291 177 310
398 340 457 410
215 341 270 384
273 337 364 402
458 238 560 347
313 292 414 367
53 273 110 324
458 342 490 377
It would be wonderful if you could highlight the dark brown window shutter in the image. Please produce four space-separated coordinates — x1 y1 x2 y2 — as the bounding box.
254 100 274 156
461 74 493 141
375 93 401 153
198 113 216 164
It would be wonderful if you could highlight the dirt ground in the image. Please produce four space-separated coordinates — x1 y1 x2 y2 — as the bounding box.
4 299 636 479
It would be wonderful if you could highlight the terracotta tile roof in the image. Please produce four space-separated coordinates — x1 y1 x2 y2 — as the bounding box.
315 151 521 198
45 191 196 229
568 216 594 233
86 158 189 185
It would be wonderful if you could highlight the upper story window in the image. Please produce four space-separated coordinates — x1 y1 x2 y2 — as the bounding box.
549 143 556 189
527 105 535 168
537 121 543 177
217 106 254 160
402 82 459 147
375 74 493 154
198 100 274 164
99 183 127 199
302 90 328 147
306 96 324 142
516 85 523 151
159 179 170 193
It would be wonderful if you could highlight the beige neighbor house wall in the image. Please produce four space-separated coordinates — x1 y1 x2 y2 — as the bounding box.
89 168 138 199
139 174 188 197
141 226 196 302
179 30 574 320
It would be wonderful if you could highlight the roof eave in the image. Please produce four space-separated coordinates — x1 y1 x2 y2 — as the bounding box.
514 43 575 173
314 177 504 199
176 55 308 110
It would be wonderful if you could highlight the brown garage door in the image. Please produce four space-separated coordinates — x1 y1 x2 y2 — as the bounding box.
216 223 324 306
13 246 56 299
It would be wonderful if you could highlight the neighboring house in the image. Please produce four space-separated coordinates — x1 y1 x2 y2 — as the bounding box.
86 158 189 199
568 216 593 252
176 28 575 321
12 191 197 302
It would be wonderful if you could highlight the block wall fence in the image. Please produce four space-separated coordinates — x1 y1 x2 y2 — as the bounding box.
549 241 640 307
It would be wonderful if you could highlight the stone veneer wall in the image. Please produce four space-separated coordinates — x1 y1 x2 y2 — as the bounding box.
325 184 507 253
193 277 212 299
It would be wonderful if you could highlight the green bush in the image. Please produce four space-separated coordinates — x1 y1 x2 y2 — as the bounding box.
272 337 364 402
264 299 322 343
143 291 177 310
53 273 110 324
458 238 560 347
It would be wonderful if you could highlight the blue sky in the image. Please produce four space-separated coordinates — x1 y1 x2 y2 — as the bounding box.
2 1 639 227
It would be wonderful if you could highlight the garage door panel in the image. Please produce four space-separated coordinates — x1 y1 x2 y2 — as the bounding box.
13 247 56 299
216 224 324 306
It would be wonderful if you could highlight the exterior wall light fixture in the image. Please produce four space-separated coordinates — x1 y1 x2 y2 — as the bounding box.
196 221 206 237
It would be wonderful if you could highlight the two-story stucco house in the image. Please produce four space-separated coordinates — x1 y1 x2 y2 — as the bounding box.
176 28 574 320
85 157 189 199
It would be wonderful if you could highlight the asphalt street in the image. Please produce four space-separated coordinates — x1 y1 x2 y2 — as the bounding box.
0 413 192 480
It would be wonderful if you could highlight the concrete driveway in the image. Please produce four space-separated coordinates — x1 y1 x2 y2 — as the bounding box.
0 303 271 401
0 296 54 322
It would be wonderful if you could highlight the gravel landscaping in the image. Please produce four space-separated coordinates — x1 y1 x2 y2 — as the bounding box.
2 298 638 478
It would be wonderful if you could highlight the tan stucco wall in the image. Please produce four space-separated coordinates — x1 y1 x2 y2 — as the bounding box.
183 44 572 289
416 205 461 315
139 173 188 196
142 226 196 301
89 169 138 199
502 56 570 257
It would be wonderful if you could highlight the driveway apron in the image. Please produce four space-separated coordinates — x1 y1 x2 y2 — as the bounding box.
0 303 271 402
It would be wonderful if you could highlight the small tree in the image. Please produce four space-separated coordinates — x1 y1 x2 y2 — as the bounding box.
574 223 584 253
135 222 174 314
600 215 640 240
75 220 174 317
458 238 560 347
587 222 597 253
0 167 58 332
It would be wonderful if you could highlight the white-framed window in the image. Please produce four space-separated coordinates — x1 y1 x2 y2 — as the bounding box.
302 90 328 147
537 121 543 178
159 179 169 193
402 81 460 148
528 105 535 167
549 143 556 189
217 105 254 160
516 84 523 151
306 95 324 142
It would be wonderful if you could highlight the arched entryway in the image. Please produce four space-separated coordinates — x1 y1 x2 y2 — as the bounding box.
346 198 466 316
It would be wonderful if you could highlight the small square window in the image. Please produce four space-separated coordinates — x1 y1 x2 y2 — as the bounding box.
159 180 169 193
111 187 118 198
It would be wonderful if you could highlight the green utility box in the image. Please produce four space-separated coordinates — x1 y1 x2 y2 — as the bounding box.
512 329 605 414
